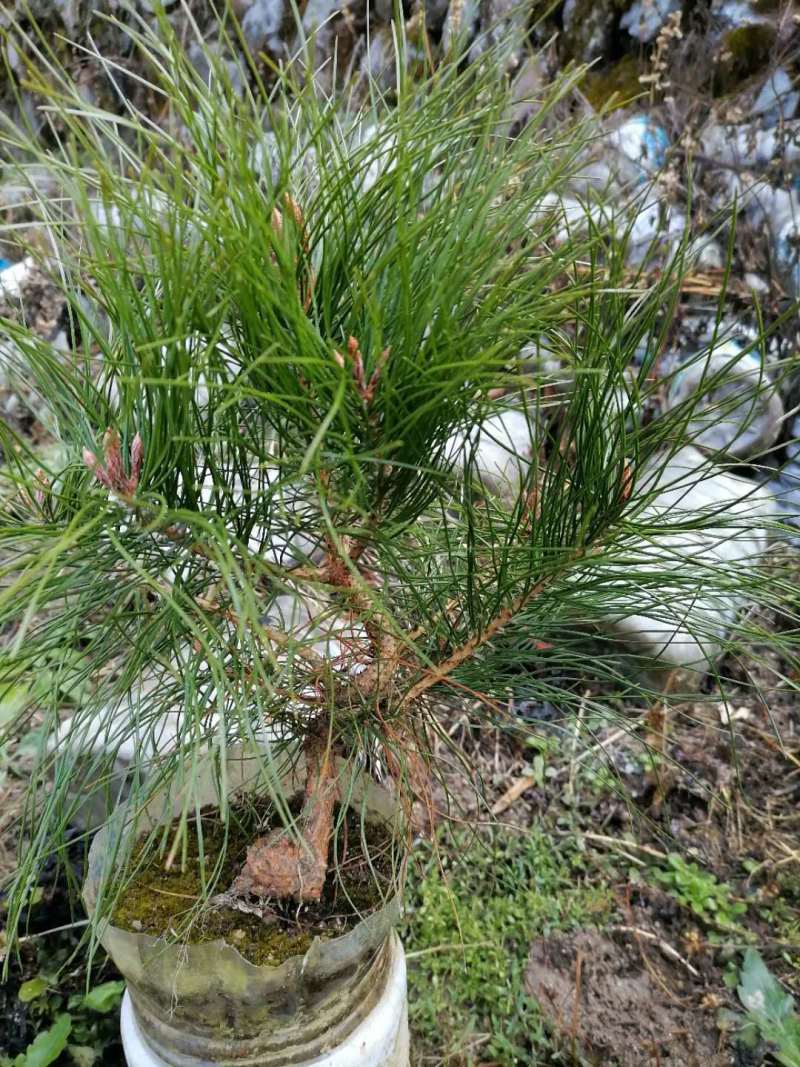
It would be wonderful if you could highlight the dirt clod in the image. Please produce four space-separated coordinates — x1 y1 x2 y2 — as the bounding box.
525 929 727 1066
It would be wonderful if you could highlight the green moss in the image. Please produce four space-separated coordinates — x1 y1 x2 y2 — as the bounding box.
404 824 615 1065
714 24 777 95
113 802 392 967
725 24 776 62
583 56 645 113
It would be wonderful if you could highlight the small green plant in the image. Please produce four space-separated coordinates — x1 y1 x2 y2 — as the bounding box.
404 824 611 1065
1 977 123 1067
728 949 800 1067
650 853 747 931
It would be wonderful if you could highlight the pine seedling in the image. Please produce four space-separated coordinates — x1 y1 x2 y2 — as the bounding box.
0 6 796 954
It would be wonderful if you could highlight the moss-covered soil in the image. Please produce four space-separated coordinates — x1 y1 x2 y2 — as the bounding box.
112 800 396 967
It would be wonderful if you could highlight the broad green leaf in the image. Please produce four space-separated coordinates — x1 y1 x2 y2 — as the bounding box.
17 1015 71 1067
738 948 795 1024
82 980 125 1013
17 977 48 1003
0 685 28 726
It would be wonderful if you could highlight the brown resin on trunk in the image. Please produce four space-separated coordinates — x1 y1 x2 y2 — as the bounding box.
232 737 339 902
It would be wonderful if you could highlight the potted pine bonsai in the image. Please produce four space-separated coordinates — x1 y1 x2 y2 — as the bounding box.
0 7 791 1065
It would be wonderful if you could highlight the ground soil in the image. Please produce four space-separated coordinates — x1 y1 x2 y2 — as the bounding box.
526 928 726 1066
424 583 800 1063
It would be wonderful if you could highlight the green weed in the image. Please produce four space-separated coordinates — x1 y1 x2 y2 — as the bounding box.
726 949 800 1067
650 852 747 932
0 977 123 1067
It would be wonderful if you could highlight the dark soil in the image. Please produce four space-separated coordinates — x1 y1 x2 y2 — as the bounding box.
113 800 397 966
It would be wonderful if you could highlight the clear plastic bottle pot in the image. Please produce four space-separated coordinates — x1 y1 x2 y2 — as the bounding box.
83 747 409 1067
118 931 409 1067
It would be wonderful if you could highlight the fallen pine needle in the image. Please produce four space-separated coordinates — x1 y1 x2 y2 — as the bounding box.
610 925 700 979
406 939 495 960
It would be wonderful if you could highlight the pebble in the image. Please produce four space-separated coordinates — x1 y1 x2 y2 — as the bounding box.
744 272 769 294
687 237 724 271
625 197 686 266
752 68 799 127
600 445 776 673
447 409 536 505
700 121 800 170
608 115 670 182
0 256 34 298
773 215 800 301
241 0 287 56
441 0 480 53
711 0 765 27
561 0 615 63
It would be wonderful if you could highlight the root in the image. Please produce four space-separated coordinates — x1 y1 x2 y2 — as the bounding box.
232 736 338 903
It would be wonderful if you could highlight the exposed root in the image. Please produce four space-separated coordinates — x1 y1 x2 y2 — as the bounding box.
231 737 338 903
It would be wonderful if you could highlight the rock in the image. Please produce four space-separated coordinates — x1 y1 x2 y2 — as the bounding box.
468 0 526 66
447 409 536 505
262 592 369 663
744 271 769 295
568 155 618 197
743 182 796 230
415 0 450 35
187 40 245 95
0 257 34 298
710 0 763 28
357 28 426 95
529 193 599 245
666 341 784 459
699 120 800 170
599 446 776 672
518 339 574 411
241 0 288 57
773 214 800 301
686 236 724 271
608 115 670 183
441 0 480 54
752 67 799 127
510 696 567 734
620 0 680 43
624 196 686 266
503 54 549 140
197 464 324 568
